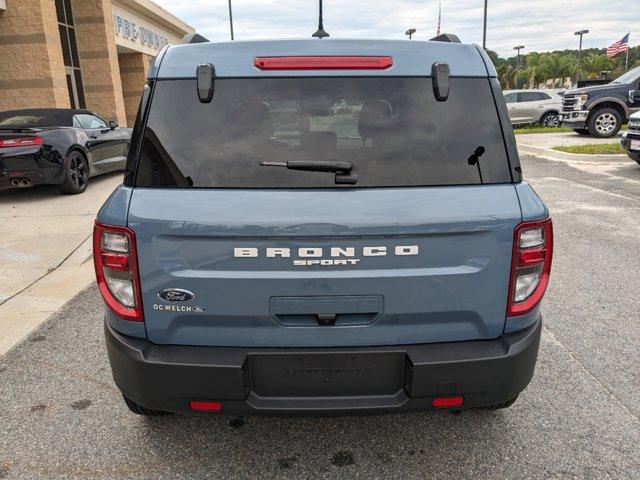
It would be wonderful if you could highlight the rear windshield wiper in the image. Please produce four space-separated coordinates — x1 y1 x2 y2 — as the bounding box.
467 146 485 184
259 160 358 184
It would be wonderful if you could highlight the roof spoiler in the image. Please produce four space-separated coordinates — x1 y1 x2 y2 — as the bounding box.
430 33 461 43
181 33 209 44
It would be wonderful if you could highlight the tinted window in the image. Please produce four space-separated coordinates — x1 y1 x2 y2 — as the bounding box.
136 77 512 188
518 92 548 102
504 93 517 103
76 114 107 129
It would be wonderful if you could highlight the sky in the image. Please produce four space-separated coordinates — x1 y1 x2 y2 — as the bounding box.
154 0 639 58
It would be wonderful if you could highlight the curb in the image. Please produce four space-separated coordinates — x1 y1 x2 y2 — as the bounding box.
517 143 629 163
0 236 95 357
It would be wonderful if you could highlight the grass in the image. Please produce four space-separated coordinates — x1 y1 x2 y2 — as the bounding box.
514 126 573 134
552 143 625 155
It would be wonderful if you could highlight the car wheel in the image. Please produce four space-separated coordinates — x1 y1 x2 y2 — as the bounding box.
122 395 172 416
573 128 590 135
58 151 89 194
540 112 560 128
587 108 622 138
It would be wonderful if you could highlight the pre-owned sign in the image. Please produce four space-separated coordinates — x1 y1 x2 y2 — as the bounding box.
113 14 168 51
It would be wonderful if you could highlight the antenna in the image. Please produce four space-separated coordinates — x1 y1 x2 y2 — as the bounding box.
437 2 441 36
312 0 329 38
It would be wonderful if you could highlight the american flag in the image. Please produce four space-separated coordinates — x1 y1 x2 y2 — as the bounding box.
606 33 630 58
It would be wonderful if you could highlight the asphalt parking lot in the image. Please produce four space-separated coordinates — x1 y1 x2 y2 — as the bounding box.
1 152 639 479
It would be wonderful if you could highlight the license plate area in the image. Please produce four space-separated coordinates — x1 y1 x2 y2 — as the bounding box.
249 352 406 397
630 139 640 151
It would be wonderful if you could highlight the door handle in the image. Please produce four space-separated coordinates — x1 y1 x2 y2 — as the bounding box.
89 134 98 139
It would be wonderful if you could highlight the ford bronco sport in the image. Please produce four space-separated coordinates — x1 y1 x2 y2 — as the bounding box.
94 37 552 416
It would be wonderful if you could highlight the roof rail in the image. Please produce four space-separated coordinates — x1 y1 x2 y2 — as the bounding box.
430 33 461 43
181 33 209 44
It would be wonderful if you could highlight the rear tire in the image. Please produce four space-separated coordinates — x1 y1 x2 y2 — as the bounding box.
587 108 622 138
573 128 590 135
122 395 172 416
58 151 89 194
540 112 560 128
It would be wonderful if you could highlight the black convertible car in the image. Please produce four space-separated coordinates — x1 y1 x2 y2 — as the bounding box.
0 108 131 194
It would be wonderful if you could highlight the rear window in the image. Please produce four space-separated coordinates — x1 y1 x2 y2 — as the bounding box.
136 77 512 188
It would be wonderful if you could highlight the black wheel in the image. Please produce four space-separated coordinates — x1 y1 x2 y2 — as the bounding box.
122 395 172 416
587 108 622 138
58 151 89 194
573 128 590 135
540 112 560 128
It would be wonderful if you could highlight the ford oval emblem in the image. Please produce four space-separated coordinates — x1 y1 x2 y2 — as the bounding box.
158 288 195 303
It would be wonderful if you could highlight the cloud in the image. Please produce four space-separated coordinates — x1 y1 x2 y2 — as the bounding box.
155 0 639 57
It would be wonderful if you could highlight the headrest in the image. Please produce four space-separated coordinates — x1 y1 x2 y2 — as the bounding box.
225 101 273 140
300 131 337 153
358 100 393 139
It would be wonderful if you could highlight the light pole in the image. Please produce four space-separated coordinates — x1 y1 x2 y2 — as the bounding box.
514 45 524 88
574 29 589 83
227 0 234 40
312 0 329 38
405 28 416 40
482 0 488 49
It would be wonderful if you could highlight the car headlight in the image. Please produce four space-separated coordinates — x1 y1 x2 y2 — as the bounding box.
629 120 640 130
575 93 589 109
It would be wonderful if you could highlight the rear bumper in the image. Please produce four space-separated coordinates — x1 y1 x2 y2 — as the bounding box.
559 110 589 129
0 170 47 187
621 132 640 161
105 319 542 415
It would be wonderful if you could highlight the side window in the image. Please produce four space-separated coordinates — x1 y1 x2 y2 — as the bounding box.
539 93 552 101
518 92 545 102
72 116 82 128
504 93 517 103
76 114 108 129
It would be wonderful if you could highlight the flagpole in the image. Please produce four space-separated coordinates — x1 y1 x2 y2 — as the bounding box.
625 33 630 71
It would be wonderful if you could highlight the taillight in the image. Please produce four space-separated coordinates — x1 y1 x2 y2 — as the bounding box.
507 218 553 316
93 222 143 322
0 136 43 148
254 56 393 71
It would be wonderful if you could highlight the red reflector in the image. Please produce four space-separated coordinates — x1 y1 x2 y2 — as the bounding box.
101 252 129 271
0 136 43 148
189 401 223 412
432 396 464 408
520 248 545 265
254 56 393 71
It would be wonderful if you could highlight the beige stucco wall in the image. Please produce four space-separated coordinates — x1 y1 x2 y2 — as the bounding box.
0 0 193 125
118 51 151 127
70 0 127 125
0 0 70 110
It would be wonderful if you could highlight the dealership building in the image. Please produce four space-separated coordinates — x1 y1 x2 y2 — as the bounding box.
0 0 194 127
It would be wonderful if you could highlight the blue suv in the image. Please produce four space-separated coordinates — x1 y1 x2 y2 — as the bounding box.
94 37 552 416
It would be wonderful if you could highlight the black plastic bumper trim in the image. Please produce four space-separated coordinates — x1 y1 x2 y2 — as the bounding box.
105 318 541 415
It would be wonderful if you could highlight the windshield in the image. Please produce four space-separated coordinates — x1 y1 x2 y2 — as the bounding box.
611 66 640 84
136 77 512 188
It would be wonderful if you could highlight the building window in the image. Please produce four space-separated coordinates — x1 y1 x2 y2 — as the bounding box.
56 0 85 109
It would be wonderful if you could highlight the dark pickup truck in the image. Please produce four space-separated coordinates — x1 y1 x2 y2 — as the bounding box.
560 66 640 137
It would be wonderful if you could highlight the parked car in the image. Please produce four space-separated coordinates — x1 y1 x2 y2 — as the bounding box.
621 111 640 164
560 66 640 138
503 89 563 127
0 108 130 194
95 37 552 417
